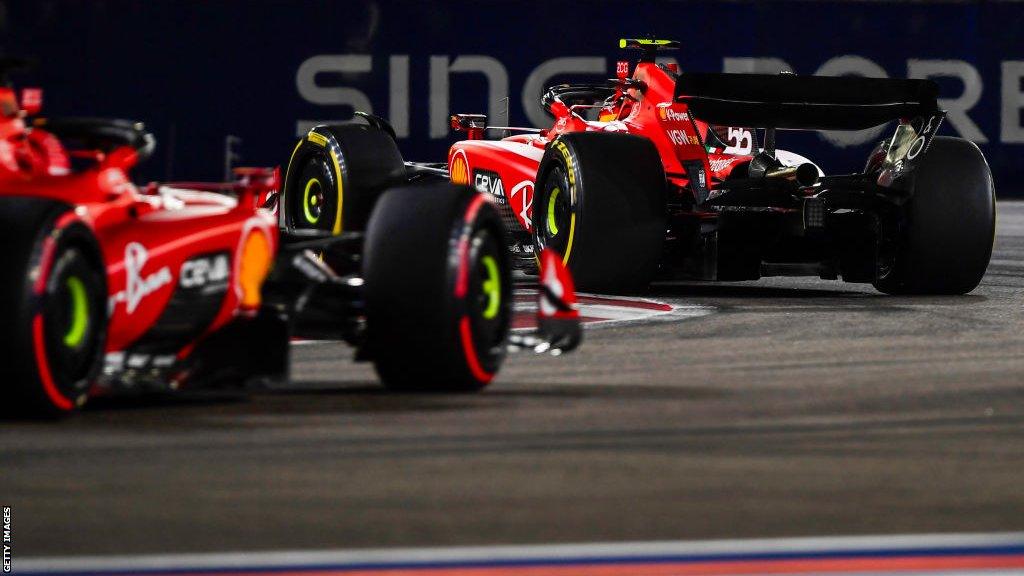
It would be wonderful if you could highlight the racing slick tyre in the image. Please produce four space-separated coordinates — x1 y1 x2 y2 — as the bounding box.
364 184 512 392
282 123 405 235
533 132 666 293
873 136 995 295
0 199 107 417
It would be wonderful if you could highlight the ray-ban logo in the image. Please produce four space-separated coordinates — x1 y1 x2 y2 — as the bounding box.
108 242 172 314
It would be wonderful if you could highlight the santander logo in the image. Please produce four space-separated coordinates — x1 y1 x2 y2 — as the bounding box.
108 242 172 314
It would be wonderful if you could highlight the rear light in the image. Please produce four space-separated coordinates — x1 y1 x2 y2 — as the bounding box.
20 88 42 116
238 229 273 309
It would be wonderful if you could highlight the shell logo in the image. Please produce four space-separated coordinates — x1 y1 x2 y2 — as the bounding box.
450 150 470 185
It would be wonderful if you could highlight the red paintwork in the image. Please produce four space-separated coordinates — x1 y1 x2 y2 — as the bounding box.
539 248 577 321
0 85 278 390
448 60 760 232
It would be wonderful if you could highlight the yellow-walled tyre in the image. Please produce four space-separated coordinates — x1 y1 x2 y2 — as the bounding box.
281 123 405 235
533 132 666 293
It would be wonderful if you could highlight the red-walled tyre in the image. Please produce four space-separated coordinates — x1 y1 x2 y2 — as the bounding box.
0 199 107 417
363 184 512 391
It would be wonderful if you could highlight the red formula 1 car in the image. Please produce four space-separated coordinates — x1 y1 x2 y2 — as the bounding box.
291 39 994 295
0 60 580 417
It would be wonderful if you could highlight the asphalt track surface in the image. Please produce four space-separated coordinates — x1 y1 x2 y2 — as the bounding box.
5 203 1024 559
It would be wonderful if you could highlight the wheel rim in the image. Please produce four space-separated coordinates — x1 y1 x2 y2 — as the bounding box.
292 153 336 231
536 166 573 256
302 177 324 224
546 187 561 236
480 255 501 320
62 276 90 349
42 248 105 406
467 228 509 359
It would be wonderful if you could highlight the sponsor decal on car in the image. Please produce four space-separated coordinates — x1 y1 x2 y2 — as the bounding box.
722 127 754 155
658 107 689 122
666 129 700 146
108 242 172 314
709 157 739 172
473 169 506 204
180 252 231 290
509 180 534 229
449 149 470 185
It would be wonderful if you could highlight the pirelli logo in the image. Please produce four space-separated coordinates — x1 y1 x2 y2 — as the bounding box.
307 132 328 147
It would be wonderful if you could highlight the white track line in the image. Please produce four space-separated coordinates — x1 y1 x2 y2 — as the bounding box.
18 532 1024 573
514 291 714 330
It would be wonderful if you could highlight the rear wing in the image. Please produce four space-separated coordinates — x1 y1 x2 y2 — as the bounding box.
675 72 939 130
675 72 946 184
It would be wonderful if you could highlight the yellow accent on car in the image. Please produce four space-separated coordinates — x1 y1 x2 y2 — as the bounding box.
307 131 328 147
620 38 676 48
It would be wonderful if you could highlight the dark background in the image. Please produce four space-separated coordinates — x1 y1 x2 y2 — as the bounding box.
3 0 1022 191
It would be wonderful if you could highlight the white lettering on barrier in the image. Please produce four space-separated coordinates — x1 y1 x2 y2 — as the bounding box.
293 53 1024 149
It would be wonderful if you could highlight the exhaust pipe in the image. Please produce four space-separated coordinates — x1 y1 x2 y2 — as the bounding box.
764 162 820 187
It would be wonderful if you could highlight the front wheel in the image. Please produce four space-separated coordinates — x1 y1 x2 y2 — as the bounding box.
873 136 995 295
281 123 406 235
0 200 107 417
363 184 512 391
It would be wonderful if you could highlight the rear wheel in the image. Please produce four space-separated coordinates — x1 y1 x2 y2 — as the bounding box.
533 132 666 293
0 201 106 417
873 136 995 295
282 123 405 235
363 184 512 391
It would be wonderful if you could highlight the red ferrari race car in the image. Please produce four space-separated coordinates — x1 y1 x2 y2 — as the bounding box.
0 59 580 417
284 39 994 295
